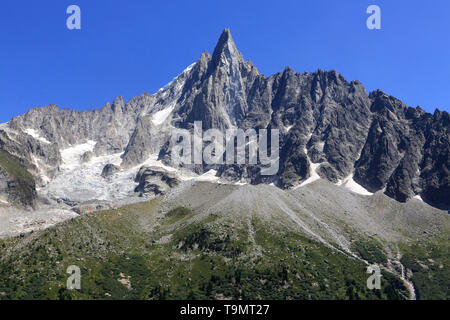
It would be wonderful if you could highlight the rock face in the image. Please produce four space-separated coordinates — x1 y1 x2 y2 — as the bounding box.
101 164 120 178
81 151 93 163
0 168 15 203
0 29 448 209
0 150 36 207
134 166 181 196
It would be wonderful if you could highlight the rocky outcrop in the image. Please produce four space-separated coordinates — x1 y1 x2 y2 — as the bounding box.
101 164 120 178
134 166 181 196
81 151 93 163
0 150 36 207
0 168 13 203
417 110 450 209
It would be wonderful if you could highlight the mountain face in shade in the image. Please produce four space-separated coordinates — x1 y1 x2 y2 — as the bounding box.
0 29 448 210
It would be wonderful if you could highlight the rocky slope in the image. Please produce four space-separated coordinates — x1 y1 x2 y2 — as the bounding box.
0 180 448 300
0 29 448 211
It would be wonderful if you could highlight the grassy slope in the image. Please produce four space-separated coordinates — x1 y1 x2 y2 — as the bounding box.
398 239 449 299
0 149 35 206
0 199 423 300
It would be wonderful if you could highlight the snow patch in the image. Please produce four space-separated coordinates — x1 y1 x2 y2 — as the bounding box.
196 170 220 182
317 141 325 152
24 128 51 144
157 62 196 94
294 146 322 188
413 194 423 202
60 140 97 170
298 162 321 187
152 105 175 125
337 174 373 196
151 62 197 124
31 155 40 169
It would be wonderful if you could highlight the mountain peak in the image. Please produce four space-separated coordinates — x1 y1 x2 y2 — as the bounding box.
215 29 233 49
211 29 243 67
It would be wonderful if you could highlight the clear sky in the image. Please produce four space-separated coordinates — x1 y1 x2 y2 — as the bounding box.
0 0 449 123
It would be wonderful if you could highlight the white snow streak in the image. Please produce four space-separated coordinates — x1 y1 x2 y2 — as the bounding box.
298 162 321 187
196 170 220 182
151 105 175 125
295 146 321 188
24 128 51 144
337 174 373 196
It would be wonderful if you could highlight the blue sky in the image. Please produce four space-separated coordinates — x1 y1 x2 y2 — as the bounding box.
0 0 449 123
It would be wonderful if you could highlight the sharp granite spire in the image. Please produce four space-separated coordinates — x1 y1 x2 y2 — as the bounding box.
211 29 244 68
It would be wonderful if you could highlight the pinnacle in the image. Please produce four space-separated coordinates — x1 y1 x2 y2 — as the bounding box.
211 29 243 66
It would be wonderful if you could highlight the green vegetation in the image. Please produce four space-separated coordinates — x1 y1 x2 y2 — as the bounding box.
0 149 35 206
400 253 423 273
174 215 245 258
352 240 388 264
0 201 439 300
163 206 193 225
399 240 449 300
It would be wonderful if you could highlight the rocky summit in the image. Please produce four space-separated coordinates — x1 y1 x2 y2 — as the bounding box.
0 29 448 211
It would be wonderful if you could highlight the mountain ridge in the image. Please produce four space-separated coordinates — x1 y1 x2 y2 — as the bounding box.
0 29 448 210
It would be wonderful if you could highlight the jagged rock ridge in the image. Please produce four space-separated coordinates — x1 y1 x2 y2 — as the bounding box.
0 29 448 209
